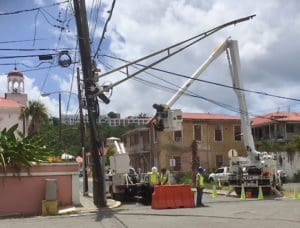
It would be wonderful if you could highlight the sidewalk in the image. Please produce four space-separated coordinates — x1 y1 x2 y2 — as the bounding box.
58 193 121 215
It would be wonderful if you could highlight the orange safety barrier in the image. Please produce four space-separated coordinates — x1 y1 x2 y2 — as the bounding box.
152 185 195 209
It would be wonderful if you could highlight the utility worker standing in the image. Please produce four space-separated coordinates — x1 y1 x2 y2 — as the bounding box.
196 166 206 207
147 166 160 204
160 168 169 185
149 166 160 186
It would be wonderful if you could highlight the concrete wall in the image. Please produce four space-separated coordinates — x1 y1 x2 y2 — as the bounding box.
0 163 79 216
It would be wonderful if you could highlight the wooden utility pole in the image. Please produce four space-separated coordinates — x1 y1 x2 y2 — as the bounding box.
77 67 88 196
73 0 106 207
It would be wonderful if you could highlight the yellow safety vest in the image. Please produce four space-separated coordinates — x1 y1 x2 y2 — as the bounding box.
150 172 159 185
197 173 204 187
160 173 168 185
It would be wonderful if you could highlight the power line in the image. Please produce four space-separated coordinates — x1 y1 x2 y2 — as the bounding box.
95 15 256 88
101 54 300 103
0 38 47 44
0 48 75 51
100 59 282 123
40 2 72 92
90 0 102 49
93 0 116 59
0 1 69 16
0 53 57 59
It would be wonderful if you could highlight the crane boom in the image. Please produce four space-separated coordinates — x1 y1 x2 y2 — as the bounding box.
166 38 230 107
226 40 260 166
153 38 260 165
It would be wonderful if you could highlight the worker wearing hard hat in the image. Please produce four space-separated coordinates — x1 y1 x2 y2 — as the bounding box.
196 166 206 207
149 166 160 186
147 166 160 204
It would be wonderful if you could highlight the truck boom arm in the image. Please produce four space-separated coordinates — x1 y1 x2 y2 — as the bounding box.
153 38 261 166
166 38 230 107
226 40 260 166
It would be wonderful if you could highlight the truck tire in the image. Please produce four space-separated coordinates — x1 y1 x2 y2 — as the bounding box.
209 178 215 184
112 192 125 201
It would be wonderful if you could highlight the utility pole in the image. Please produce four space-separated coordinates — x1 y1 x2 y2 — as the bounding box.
73 0 106 207
59 92 62 144
77 67 88 196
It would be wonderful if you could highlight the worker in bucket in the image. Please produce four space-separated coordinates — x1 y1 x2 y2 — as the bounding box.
160 168 169 185
196 166 206 207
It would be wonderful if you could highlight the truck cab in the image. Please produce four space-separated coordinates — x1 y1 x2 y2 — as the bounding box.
208 167 231 185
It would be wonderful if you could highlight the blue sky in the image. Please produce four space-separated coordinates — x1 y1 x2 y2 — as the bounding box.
1 0 300 119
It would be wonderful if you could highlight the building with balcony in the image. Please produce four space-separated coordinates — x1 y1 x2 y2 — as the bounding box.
252 112 300 143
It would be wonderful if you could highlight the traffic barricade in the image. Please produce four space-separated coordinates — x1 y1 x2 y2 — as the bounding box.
152 184 195 209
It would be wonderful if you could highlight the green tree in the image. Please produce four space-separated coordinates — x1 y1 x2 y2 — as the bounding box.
20 100 48 137
107 111 118 118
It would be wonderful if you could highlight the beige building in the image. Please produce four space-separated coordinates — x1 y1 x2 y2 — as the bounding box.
123 112 246 172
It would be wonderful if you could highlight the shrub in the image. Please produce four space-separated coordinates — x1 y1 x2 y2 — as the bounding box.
0 124 53 174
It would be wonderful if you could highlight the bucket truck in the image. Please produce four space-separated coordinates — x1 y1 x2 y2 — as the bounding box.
150 38 281 196
108 139 151 203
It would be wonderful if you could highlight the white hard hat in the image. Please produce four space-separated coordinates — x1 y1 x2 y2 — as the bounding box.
152 166 157 172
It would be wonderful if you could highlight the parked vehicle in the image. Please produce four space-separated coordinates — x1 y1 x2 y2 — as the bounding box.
208 167 231 185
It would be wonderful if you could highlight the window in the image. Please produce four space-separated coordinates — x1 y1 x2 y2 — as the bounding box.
216 155 223 167
215 125 223 141
234 125 241 141
194 125 201 141
286 124 295 133
174 130 182 142
174 156 181 171
216 168 224 173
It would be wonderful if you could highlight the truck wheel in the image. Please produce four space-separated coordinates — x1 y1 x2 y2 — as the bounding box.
209 178 215 184
112 193 124 201
262 187 271 195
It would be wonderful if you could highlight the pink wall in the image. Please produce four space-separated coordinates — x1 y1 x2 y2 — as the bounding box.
0 163 79 216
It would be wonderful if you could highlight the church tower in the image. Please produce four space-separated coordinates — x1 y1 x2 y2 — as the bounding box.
5 67 28 106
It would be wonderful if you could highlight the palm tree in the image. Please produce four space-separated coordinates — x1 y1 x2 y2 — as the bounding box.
20 100 48 137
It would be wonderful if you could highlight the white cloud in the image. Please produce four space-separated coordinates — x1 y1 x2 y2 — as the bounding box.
2 0 300 119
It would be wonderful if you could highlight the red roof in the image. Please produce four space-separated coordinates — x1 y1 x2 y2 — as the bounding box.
0 97 24 108
252 112 300 126
183 112 240 121
8 69 23 78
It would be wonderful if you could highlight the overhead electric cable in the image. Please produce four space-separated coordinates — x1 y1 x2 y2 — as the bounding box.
0 1 69 16
100 59 256 119
0 38 47 44
93 0 116 58
101 54 300 102
0 48 75 51
96 15 256 88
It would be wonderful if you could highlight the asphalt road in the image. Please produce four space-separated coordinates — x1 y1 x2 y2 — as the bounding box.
1 193 299 228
